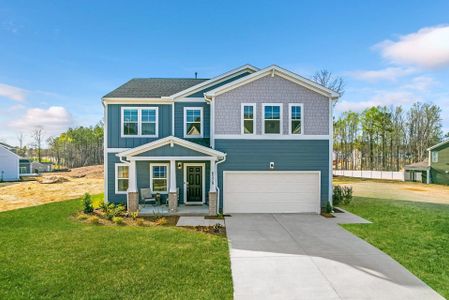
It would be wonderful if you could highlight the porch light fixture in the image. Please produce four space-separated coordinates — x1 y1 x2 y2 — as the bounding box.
269 162 275 169
177 162 182 169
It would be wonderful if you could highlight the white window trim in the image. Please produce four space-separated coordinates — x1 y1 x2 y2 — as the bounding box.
120 107 159 138
431 151 439 163
150 163 170 194
115 163 129 194
241 103 256 135
288 103 304 135
262 103 283 135
183 107 204 138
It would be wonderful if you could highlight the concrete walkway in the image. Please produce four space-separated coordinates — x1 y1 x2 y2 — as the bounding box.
176 216 225 227
225 214 443 300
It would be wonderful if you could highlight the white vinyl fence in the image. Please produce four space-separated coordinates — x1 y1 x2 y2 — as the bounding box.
333 170 405 181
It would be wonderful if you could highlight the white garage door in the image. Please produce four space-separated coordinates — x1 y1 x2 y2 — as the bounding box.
223 171 321 214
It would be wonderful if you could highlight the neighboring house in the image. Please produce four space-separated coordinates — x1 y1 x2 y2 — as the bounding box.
31 161 53 173
20 159 32 175
427 139 449 185
0 145 20 181
404 159 429 183
103 64 339 215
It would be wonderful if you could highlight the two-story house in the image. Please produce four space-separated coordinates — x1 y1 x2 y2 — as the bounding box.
102 65 339 215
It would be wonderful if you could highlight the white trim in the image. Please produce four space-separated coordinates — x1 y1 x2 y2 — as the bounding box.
262 103 283 135
288 103 304 135
427 139 449 151
117 136 226 158
223 170 321 214
130 156 216 161
170 64 259 99
120 107 159 138
115 163 129 194
103 98 173 105
104 104 108 203
205 65 340 100
171 102 175 136
175 97 207 103
183 107 204 138
183 162 206 204
241 103 256 135
214 134 330 140
107 148 130 153
210 99 215 148
150 163 170 194
328 98 333 204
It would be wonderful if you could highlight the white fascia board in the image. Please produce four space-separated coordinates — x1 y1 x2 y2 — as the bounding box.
427 139 449 151
117 136 226 158
102 98 174 105
205 65 340 100
169 64 259 100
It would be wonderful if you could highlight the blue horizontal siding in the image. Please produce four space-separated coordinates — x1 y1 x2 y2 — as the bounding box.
215 139 330 211
107 153 127 204
107 104 172 148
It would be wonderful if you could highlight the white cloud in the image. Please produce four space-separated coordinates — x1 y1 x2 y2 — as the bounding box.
375 25 449 69
402 76 437 92
336 91 420 114
348 67 415 81
9 106 73 136
0 83 27 101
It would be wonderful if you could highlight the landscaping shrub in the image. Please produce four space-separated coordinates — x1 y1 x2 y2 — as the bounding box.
333 185 353 206
130 211 139 220
104 203 126 220
325 201 333 213
81 193 94 214
112 217 124 225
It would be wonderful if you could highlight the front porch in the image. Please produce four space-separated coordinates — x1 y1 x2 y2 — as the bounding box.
117 136 225 216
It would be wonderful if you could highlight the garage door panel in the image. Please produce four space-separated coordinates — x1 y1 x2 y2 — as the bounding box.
224 172 320 214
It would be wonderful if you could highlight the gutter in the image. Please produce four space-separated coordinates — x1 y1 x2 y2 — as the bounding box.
214 154 227 214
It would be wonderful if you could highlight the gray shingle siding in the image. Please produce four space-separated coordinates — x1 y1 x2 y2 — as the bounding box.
214 75 330 135
187 71 252 98
107 104 172 148
215 139 330 212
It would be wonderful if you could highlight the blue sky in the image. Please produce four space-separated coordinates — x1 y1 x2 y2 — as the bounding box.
1 0 449 145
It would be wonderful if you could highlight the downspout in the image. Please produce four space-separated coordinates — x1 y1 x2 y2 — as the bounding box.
215 154 227 214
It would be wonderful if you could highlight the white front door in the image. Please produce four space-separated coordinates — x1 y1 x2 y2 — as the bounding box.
223 171 321 214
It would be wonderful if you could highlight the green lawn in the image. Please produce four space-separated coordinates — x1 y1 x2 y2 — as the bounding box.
341 197 449 298
0 194 233 299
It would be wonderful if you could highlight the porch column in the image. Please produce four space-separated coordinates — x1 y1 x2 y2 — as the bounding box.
127 160 138 212
168 159 178 212
208 159 217 216
426 169 431 184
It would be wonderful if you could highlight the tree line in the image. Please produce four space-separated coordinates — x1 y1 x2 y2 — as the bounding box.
334 102 444 171
47 123 104 168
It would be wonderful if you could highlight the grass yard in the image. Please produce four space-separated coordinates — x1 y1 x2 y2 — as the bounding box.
341 197 449 298
0 194 233 299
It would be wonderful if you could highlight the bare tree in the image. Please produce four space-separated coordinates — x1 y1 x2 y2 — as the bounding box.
312 69 345 97
31 127 44 162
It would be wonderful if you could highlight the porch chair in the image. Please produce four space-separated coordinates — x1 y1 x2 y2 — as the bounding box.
140 188 157 206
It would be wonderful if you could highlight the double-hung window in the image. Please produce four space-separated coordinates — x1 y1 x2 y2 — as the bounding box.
184 107 203 138
263 104 282 134
431 151 439 163
115 164 129 194
241 104 256 134
121 107 158 137
289 104 303 135
150 164 169 193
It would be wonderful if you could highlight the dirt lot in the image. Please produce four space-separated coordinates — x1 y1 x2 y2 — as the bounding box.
0 165 104 212
334 176 449 204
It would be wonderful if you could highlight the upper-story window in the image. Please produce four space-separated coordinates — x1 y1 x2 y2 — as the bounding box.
241 103 256 134
289 104 303 135
121 107 158 137
184 107 203 138
431 151 438 163
263 104 282 134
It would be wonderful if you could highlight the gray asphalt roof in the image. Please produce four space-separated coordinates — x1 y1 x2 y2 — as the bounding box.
103 78 209 98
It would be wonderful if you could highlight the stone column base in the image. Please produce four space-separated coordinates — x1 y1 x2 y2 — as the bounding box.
127 191 139 212
208 192 217 216
168 192 178 213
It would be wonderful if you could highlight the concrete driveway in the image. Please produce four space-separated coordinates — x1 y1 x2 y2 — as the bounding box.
225 214 443 300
